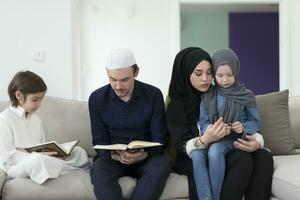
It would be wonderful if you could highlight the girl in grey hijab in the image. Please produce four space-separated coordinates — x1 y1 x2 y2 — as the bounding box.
191 48 260 200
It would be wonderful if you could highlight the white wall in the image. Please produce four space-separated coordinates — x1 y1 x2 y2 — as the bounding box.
290 0 300 96
0 0 299 102
0 0 73 101
80 0 179 100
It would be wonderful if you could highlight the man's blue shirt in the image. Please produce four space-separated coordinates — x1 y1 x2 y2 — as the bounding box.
88 80 167 158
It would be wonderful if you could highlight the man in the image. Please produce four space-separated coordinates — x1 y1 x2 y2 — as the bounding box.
89 48 170 200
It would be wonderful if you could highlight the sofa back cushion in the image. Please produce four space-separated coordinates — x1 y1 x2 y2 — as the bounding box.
37 96 96 157
0 97 96 157
289 96 300 148
256 90 296 155
0 100 9 112
2 93 300 157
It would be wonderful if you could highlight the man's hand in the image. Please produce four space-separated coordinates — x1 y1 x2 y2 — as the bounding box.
111 151 122 162
231 121 243 134
111 149 148 165
234 135 260 152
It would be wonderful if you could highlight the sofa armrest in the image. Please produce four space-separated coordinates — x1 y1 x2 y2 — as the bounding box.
0 169 6 196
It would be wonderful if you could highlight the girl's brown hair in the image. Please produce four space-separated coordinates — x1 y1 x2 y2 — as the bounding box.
8 71 47 107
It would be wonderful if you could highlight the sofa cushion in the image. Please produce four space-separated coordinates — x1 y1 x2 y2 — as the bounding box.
289 97 300 148
0 100 9 113
256 90 296 155
272 154 300 200
2 170 96 200
119 173 188 199
0 169 6 195
37 96 96 157
2 171 188 200
160 173 189 199
0 97 96 157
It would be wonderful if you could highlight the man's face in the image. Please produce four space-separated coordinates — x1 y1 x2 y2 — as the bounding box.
107 66 138 101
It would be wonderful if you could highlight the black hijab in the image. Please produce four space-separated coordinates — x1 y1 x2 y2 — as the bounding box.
202 48 256 123
168 47 212 123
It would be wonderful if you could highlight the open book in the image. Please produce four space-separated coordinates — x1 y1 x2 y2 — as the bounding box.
93 140 162 151
25 140 79 157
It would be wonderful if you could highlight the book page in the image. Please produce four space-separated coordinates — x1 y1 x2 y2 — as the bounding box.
93 144 128 150
60 140 79 154
127 140 162 149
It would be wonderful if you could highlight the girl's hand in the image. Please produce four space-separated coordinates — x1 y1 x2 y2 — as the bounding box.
233 135 260 152
231 121 243 134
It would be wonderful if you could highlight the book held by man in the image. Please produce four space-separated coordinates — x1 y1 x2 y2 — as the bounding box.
25 140 80 157
93 140 162 151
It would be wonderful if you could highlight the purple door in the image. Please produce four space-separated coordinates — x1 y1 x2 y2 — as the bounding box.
229 13 279 95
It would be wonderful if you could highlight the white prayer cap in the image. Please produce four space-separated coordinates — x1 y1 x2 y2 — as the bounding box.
106 48 137 70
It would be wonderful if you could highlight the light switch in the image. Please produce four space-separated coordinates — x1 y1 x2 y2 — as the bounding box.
33 50 46 62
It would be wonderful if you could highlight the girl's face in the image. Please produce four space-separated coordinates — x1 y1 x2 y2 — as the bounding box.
215 64 235 88
190 60 213 92
16 91 46 114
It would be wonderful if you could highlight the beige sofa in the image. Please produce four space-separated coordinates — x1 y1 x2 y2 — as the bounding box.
0 95 299 200
0 96 188 200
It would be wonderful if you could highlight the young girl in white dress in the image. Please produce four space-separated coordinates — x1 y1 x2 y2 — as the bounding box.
0 71 88 184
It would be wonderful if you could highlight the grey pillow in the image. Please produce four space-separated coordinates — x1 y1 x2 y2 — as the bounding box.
256 89 296 155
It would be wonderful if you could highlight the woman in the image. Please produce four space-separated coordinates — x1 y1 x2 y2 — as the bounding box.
166 47 273 200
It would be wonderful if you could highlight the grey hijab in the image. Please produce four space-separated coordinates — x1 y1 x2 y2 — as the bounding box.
202 48 256 124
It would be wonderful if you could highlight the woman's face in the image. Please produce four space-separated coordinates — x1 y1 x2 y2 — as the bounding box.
190 60 212 92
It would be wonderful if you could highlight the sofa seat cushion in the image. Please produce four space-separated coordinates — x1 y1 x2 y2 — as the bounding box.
272 153 300 200
119 173 188 199
2 170 95 200
159 173 188 199
2 171 188 200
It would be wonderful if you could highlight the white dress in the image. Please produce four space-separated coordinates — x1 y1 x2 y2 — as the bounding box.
0 105 88 184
